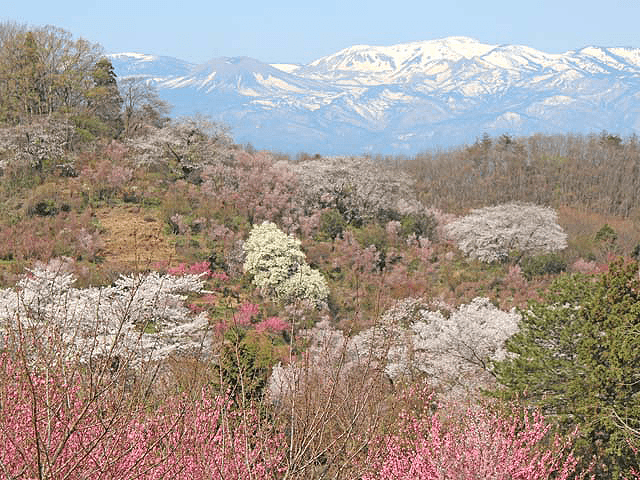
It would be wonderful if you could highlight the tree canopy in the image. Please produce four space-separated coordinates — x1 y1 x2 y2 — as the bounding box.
0 23 103 123
494 258 640 478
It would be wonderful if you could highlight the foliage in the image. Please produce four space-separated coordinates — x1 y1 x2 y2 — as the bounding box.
595 223 618 244
85 57 123 136
520 253 568 279
494 259 640 478
217 326 280 401
595 223 619 254
0 23 103 123
317 208 346 240
243 221 329 306
445 202 568 263
400 211 437 241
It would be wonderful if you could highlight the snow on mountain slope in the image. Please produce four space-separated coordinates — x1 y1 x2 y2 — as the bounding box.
109 53 195 79
110 37 640 154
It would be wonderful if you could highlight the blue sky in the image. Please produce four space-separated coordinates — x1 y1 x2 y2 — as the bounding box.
3 0 640 64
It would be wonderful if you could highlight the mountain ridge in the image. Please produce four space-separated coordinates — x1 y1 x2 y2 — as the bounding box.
109 37 640 154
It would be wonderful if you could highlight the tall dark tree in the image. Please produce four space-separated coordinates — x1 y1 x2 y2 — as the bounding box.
494 258 640 478
85 57 123 135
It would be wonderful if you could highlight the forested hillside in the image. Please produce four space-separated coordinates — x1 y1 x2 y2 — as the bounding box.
0 22 639 479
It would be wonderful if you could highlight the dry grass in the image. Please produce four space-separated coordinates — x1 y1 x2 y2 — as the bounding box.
557 205 640 260
96 206 177 270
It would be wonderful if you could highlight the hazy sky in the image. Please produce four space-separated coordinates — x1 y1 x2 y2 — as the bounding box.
3 0 640 64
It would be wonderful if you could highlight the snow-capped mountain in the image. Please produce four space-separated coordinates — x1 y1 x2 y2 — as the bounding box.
109 37 640 154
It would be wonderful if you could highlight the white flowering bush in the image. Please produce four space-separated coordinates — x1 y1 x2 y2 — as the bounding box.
243 222 328 306
268 297 520 403
408 297 520 391
0 260 212 368
444 203 568 263
0 118 70 173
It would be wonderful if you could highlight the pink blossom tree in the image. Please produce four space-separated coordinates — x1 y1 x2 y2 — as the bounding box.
361 391 581 480
0 353 285 479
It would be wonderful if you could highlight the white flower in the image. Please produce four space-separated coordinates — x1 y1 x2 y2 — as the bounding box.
0 260 211 368
445 202 567 262
243 222 328 307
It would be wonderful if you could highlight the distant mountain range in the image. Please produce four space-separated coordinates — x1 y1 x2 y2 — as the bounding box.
109 37 640 154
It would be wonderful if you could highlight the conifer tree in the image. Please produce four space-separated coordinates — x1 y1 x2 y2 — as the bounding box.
494 258 640 478
85 57 123 135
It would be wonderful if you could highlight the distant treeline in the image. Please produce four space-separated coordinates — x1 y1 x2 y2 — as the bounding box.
400 132 640 218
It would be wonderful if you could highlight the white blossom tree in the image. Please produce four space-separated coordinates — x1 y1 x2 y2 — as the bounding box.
282 156 424 226
444 202 568 263
268 297 520 403
243 221 329 307
0 259 212 369
408 297 520 393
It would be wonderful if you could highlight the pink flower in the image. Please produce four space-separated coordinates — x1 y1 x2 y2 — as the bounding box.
255 316 289 333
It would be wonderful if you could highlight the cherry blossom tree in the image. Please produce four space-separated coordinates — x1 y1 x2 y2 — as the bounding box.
445 202 568 263
0 258 213 369
283 155 424 226
269 297 519 405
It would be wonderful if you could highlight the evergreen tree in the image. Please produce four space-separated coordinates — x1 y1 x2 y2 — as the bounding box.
494 258 640 478
84 57 123 136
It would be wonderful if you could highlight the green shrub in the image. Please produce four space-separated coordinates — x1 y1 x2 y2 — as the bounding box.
520 253 567 280
351 223 387 252
216 327 277 401
400 212 436 240
72 113 113 139
318 209 346 240
595 223 618 251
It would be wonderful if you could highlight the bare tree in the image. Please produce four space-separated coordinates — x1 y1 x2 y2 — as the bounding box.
118 76 171 136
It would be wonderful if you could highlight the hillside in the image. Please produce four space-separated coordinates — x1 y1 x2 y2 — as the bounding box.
1 23 640 479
